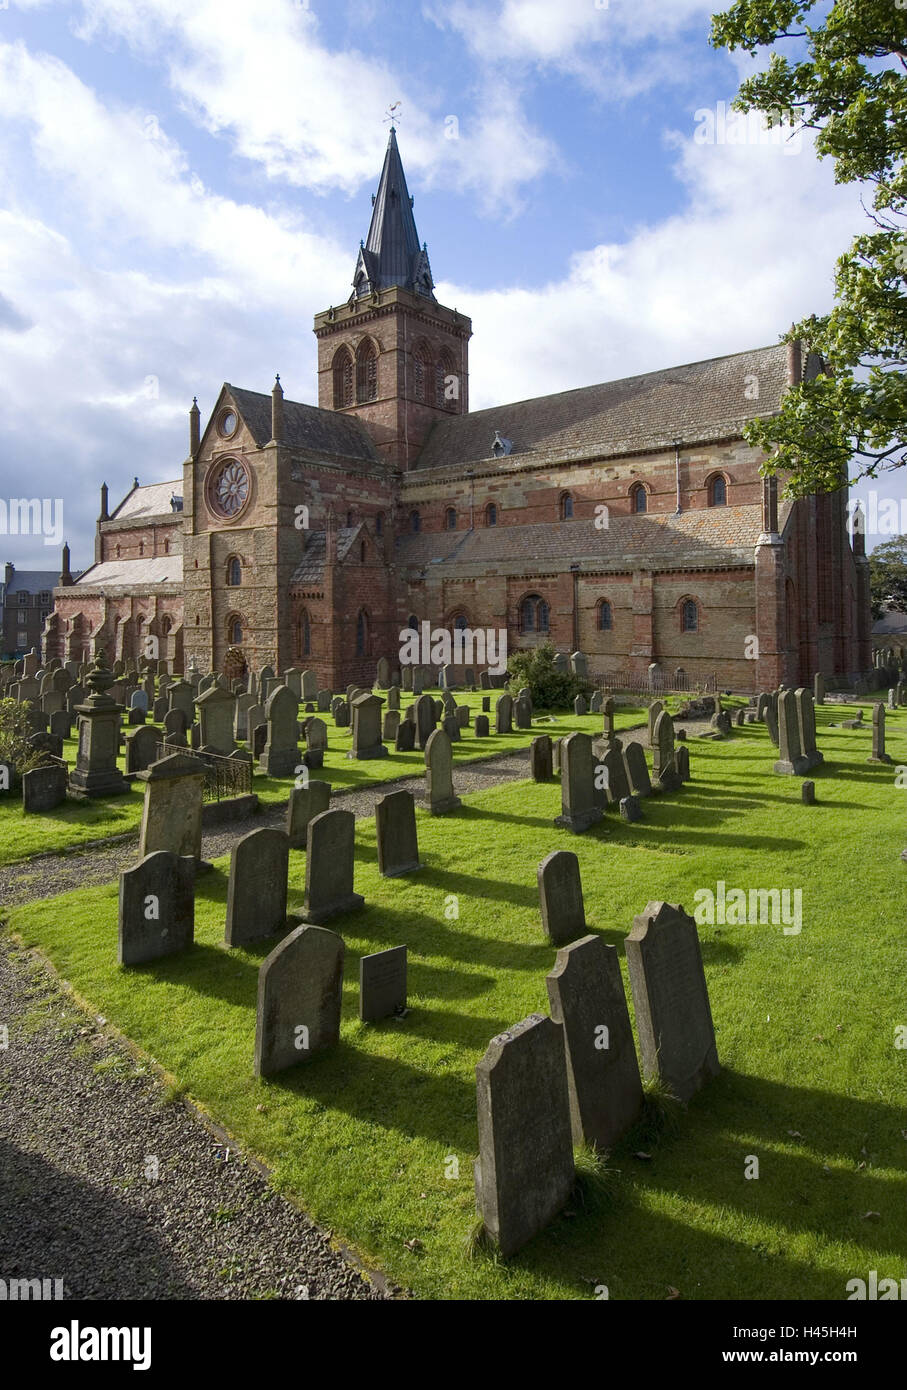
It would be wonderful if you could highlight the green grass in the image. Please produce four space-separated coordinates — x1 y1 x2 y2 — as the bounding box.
0 693 647 863
6 704 905 1299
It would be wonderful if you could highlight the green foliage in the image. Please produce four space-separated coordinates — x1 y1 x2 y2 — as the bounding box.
507 642 591 710
868 533 907 618
710 0 907 494
0 699 45 779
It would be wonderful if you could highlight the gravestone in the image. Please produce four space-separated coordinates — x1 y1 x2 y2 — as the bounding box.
22 764 67 813
359 945 407 1022
474 1014 574 1258
303 716 327 770
130 689 149 714
620 794 642 822
317 689 332 713
376 790 422 876
424 729 461 814
602 697 616 745
401 665 413 691
589 692 602 714
802 780 815 805
676 745 691 782
442 714 460 741
386 685 400 712
599 742 630 807
196 684 236 756
573 695 588 717
260 685 300 777
546 935 643 1151
395 719 415 752
570 651 588 678
376 656 392 690
647 700 664 746
622 741 652 798
251 723 267 759
163 707 187 738
49 710 72 741
795 688 823 772
868 702 892 763
495 693 513 734
813 672 825 705
514 696 532 730
137 752 206 862
652 711 680 791
555 733 603 833
234 693 256 740
301 669 319 702
474 714 489 737
303 809 364 923
167 680 195 721
481 696 491 712
774 689 808 775
414 693 436 750
225 827 290 947
118 851 194 966
253 925 344 1077
68 662 128 799
286 780 331 849
764 699 779 746
455 704 470 729
530 735 553 781
625 901 720 1103
125 725 161 775
349 692 388 759
537 850 586 944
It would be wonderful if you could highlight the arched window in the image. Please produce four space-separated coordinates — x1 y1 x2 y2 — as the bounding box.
346 509 354 528
414 346 432 404
375 511 384 536
436 351 456 409
681 599 699 633
407 614 418 632
631 483 648 514
410 510 421 533
228 616 243 645
115 545 121 558
485 503 497 527
448 612 468 633
333 347 354 408
445 507 457 531
560 493 574 520
708 474 727 507
161 615 172 635
226 556 242 587
139 540 145 556
356 340 378 403
520 594 550 633
356 609 369 657
360 542 366 563
299 608 311 657
598 600 613 631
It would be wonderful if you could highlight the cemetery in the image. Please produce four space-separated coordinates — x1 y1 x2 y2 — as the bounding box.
1 651 903 1300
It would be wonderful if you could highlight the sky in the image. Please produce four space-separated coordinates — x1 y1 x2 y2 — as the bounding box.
0 0 900 569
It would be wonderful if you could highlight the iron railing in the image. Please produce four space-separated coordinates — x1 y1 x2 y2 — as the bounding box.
154 743 252 802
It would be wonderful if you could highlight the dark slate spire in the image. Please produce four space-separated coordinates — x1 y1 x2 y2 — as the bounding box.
353 128 434 299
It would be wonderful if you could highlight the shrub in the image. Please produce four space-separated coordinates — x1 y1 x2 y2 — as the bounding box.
507 642 591 711
0 699 46 780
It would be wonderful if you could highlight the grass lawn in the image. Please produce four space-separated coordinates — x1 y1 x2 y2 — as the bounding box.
0 694 648 863
5 705 905 1300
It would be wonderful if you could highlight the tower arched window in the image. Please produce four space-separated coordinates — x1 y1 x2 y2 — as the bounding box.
445 507 457 531
708 474 727 507
631 483 648 514
520 594 550 634
410 510 421 533
485 503 497 527
346 509 354 528
161 615 172 635
598 599 613 631
681 599 699 633
375 511 384 537
226 556 242 587
228 615 243 645
299 608 311 658
356 339 378 403
356 608 369 657
414 346 432 404
560 493 574 520
407 614 418 632
164 538 170 554
333 348 354 408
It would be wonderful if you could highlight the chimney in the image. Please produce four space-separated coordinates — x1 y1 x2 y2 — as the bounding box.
59 542 74 587
762 474 779 535
189 396 201 456
4 561 13 588
787 330 802 387
326 506 337 564
271 374 285 444
99 483 109 522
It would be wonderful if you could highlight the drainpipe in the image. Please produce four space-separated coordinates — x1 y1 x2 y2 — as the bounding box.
673 438 683 514
570 563 580 650
467 470 474 529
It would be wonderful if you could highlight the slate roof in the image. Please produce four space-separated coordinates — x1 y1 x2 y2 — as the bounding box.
872 609 907 635
228 386 381 464
4 569 61 595
395 506 767 575
111 480 183 520
290 527 361 586
74 557 183 587
413 345 790 472
355 127 433 298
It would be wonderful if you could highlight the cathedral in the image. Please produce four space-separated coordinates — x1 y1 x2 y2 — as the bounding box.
47 129 872 692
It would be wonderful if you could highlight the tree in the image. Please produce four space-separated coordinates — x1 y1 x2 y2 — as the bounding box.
507 642 591 710
0 699 46 780
868 533 907 617
710 1 907 496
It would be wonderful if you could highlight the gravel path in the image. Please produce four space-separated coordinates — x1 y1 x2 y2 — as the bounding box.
0 935 396 1300
0 745 536 909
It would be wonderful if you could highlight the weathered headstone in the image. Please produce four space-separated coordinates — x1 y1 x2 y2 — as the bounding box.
253 924 344 1077
555 732 603 833
424 729 461 814
376 790 422 875
125 725 161 775
224 827 290 947
394 719 415 752
474 714 489 737
625 901 720 1103
546 935 643 1150
414 693 436 750
530 734 553 781
676 744 691 782
137 752 206 861
349 692 388 760
652 711 680 791
286 780 331 848
538 850 586 944
619 794 642 822
22 764 67 813
622 741 652 798
868 701 892 763
495 693 513 734
303 716 327 770
303 809 364 923
474 1014 575 1258
260 685 300 777
118 851 194 966
647 699 664 746
359 945 407 1022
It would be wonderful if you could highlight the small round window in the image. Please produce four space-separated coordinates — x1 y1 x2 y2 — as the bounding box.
219 410 238 438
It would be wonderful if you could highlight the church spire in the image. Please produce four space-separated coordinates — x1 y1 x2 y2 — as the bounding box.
353 128 434 299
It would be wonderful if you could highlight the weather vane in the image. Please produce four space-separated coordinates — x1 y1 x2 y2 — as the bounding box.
384 101 402 130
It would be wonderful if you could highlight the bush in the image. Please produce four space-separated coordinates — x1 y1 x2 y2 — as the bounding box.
0 699 46 780
507 642 592 711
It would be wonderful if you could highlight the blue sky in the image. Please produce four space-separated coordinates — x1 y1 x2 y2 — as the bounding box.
0 0 899 568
